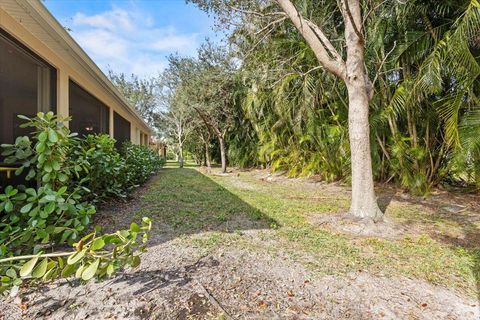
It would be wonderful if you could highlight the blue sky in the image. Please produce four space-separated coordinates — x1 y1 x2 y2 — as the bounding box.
44 0 218 78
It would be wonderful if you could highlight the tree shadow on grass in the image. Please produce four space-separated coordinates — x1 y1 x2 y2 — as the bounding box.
100 167 278 247
23 168 277 318
381 190 480 309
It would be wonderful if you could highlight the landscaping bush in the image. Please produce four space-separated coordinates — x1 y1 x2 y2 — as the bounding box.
121 142 164 186
69 134 129 201
69 135 164 202
0 113 95 254
0 112 159 294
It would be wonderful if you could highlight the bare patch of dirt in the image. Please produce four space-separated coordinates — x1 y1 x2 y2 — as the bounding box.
307 213 419 240
3 241 478 319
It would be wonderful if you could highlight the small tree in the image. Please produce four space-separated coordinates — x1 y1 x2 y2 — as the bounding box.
189 43 240 173
157 56 197 168
108 71 159 127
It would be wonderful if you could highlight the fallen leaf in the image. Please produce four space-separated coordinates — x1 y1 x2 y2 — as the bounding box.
18 303 28 311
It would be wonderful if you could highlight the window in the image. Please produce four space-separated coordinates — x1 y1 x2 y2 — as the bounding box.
69 81 109 137
0 28 56 187
0 28 56 147
114 111 130 149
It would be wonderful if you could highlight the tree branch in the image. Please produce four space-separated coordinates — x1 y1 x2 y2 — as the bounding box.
228 6 286 18
276 0 346 80
255 16 288 35
371 41 397 88
304 19 343 62
342 0 364 42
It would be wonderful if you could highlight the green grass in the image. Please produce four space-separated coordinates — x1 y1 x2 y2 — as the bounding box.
135 167 480 298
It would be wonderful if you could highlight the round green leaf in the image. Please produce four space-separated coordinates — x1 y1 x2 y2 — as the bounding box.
106 263 115 276
130 223 140 233
20 203 33 214
36 142 46 153
48 129 58 143
42 173 51 183
38 131 48 142
90 238 105 251
6 269 16 279
5 201 13 213
44 202 56 215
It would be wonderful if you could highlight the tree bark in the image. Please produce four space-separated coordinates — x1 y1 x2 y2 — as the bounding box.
179 144 184 168
205 142 211 170
346 82 382 221
218 136 227 173
343 0 382 221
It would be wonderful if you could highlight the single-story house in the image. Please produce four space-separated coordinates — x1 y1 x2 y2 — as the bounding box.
0 0 153 152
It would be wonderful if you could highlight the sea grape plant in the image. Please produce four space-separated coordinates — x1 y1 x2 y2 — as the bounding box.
0 112 157 294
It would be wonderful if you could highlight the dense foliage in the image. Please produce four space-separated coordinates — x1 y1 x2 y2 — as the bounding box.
163 0 480 196
0 112 162 293
121 142 164 185
71 135 164 201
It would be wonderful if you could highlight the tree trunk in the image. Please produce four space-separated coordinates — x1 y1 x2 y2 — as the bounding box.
179 145 184 168
346 82 382 221
205 142 211 169
344 0 382 221
218 136 226 173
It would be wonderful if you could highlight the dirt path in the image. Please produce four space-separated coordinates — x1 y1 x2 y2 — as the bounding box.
2 167 479 319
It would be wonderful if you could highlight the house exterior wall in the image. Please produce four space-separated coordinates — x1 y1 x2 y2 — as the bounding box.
0 0 153 143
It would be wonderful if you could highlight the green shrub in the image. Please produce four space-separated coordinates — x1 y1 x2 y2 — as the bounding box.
0 113 95 254
70 134 129 201
121 142 163 186
0 112 156 294
69 136 163 202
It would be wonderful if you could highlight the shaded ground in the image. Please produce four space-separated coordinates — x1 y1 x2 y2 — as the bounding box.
2 163 479 319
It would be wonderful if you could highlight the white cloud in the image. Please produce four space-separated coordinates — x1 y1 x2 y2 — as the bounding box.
73 9 134 32
68 6 200 78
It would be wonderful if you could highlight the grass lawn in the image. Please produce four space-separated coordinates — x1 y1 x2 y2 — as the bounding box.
138 162 480 298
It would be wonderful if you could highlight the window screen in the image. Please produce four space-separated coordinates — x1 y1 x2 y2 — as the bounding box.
0 29 56 146
0 28 56 187
114 111 130 149
69 81 109 137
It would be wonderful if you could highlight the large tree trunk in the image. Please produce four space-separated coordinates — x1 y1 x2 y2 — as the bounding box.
344 0 382 221
218 136 227 173
346 82 382 221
